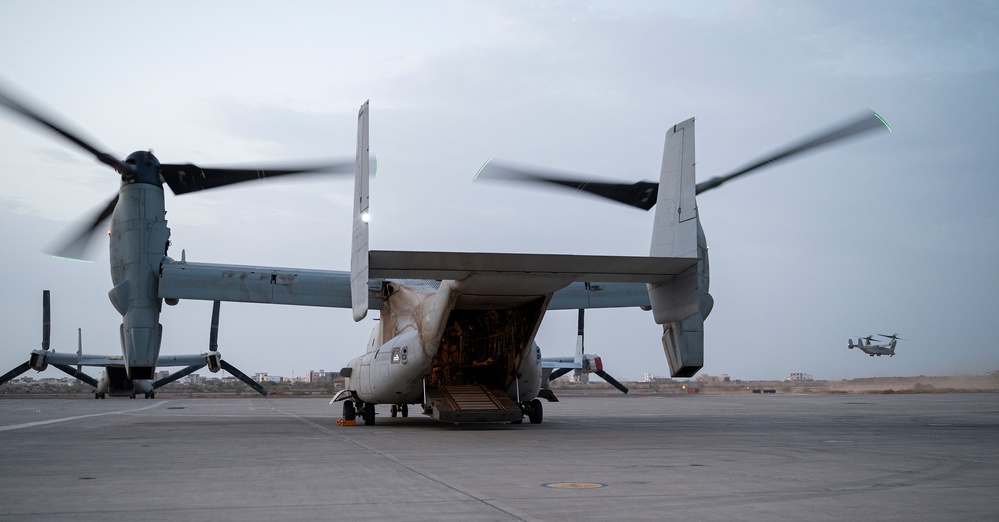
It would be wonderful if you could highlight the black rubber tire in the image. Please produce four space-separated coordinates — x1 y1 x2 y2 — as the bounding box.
343 400 356 421
528 399 544 424
401 404 408 418
363 402 376 425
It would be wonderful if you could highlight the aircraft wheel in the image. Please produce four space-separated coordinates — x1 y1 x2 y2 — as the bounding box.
95 393 100 400
363 403 376 426
528 399 543 424
129 393 136 399
391 405 398 418
401 404 408 418
343 401 356 421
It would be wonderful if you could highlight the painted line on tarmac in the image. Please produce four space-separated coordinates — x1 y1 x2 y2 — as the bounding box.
271 405 541 522
0 401 167 432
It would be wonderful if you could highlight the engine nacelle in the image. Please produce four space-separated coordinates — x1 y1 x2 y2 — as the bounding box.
28 351 48 372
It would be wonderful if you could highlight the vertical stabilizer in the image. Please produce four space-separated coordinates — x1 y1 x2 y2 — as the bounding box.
647 118 706 378
350 101 370 321
650 118 698 258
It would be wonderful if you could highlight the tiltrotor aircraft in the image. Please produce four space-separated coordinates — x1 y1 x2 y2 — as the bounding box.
543 309 629 394
0 82 889 423
848 334 903 357
0 84 355 398
330 105 889 425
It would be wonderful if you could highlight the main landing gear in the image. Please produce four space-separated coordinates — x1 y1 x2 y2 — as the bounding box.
390 404 409 418
343 401 377 425
513 398 543 424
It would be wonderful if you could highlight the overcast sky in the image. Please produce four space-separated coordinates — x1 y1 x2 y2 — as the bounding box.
1 1 997 385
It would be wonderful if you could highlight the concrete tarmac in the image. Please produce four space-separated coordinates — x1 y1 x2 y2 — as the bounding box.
1 393 996 521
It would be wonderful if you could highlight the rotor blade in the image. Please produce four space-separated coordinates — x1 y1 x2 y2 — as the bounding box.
695 110 891 194
159 159 356 195
548 367 573 381
209 301 221 352
0 84 131 175
50 363 99 388
595 370 629 394
45 194 118 261
220 360 269 396
0 361 32 386
476 111 890 209
474 159 659 210
42 290 50 351
153 363 207 389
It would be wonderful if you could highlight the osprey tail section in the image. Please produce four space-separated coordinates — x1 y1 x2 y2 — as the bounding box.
647 118 711 378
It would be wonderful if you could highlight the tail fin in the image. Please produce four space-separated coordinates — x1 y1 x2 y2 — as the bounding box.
350 101 370 321
650 118 697 259
647 118 707 378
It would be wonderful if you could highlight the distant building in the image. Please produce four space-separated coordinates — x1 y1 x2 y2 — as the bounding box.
253 373 282 383
788 372 814 381
696 374 730 383
306 370 332 384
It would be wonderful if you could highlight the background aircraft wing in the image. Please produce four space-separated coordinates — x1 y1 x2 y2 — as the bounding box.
548 282 651 310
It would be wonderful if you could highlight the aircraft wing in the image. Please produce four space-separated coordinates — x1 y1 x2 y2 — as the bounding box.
40 352 124 367
41 351 212 367
158 251 693 310
540 356 579 368
158 259 379 308
548 281 651 310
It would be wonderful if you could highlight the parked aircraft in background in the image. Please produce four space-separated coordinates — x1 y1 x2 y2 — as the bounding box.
543 309 629 394
0 83 353 397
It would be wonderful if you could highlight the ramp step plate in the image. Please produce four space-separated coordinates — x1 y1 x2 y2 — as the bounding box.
429 385 522 423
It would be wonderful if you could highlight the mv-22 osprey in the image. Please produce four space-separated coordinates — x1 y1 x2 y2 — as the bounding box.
328 106 888 425
0 84 357 398
849 334 903 357
0 84 889 421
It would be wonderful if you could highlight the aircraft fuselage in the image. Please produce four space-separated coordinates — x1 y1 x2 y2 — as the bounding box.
342 280 545 407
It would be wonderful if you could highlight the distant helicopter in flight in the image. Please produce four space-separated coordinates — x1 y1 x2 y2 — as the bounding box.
848 334 903 357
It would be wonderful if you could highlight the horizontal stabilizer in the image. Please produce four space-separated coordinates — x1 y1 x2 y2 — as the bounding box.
369 250 697 284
